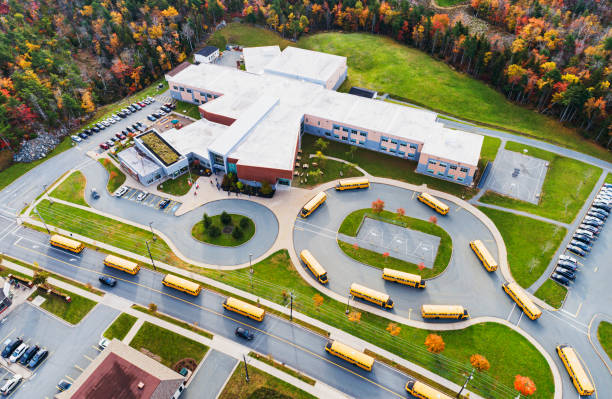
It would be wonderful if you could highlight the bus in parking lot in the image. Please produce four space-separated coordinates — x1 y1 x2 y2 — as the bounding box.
469 240 498 272
49 235 84 253
421 305 469 320
335 178 370 191
325 340 374 371
382 268 425 288
103 255 140 275
162 274 201 296
556 345 594 395
417 193 449 215
300 192 327 218
299 250 328 283
502 282 542 320
350 283 394 309
222 297 265 322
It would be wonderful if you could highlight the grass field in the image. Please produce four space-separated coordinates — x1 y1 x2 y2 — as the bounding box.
132 304 213 339
479 142 602 223
49 171 88 207
337 209 452 278
300 134 478 198
534 279 568 309
157 173 192 196
219 362 316 399
435 0 467 6
210 23 293 50
30 286 97 325
192 214 255 247
0 137 73 192
479 206 566 288
103 313 138 340
174 100 202 120
129 322 209 368
292 157 363 188
98 158 126 194
606 173 612 184
597 321 612 361
297 32 611 162
479 136 502 169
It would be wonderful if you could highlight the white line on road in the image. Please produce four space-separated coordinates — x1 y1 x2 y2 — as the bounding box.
545 310 588 335
506 303 516 321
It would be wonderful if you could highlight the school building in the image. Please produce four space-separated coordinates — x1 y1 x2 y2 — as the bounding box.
120 46 482 188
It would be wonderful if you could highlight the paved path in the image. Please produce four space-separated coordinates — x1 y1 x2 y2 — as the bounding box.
472 201 570 228
181 350 237 399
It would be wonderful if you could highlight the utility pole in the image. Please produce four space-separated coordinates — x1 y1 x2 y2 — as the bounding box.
145 240 156 271
33 207 50 234
456 368 475 398
345 294 351 314
290 292 294 321
149 222 156 241
243 354 249 383
249 253 253 291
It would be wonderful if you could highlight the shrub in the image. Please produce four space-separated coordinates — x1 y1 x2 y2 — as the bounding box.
202 213 211 229
260 181 273 195
232 226 243 239
240 216 249 229
207 225 221 237
220 211 231 225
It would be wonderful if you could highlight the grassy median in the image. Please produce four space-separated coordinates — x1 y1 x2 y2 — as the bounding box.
104 313 138 341
49 171 88 207
98 158 126 194
29 286 97 325
534 279 568 309
192 214 255 247
597 321 612 361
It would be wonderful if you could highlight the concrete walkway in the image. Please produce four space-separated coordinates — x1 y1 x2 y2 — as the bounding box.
122 318 145 344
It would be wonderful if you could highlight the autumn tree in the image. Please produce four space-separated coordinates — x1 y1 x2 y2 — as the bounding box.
514 375 536 396
81 91 95 113
470 354 490 372
313 293 324 311
396 208 405 218
424 334 445 354
348 310 361 322
429 215 437 224
386 322 401 336
371 198 384 214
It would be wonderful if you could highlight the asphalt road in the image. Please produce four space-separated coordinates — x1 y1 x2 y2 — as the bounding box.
181 350 237 399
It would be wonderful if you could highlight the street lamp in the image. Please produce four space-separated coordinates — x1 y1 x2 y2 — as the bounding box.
345 294 351 314
149 222 156 241
456 369 475 398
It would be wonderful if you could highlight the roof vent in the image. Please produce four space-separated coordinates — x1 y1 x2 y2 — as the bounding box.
137 382 145 390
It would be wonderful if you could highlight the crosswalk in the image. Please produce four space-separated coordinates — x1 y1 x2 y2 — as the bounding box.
155 94 173 104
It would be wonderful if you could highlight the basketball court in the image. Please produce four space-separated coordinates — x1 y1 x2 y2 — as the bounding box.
486 149 548 204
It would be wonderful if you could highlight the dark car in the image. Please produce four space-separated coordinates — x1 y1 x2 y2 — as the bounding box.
555 267 576 280
115 133 126 140
160 106 171 113
117 111 126 118
592 202 611 211
164 102 176 109
91 126 100 133
132 123 141 131
137 121 144 127
84 129 93 135
159 199 171 209
566 245 586 257
1 338 22 358
235 327 254 340
570 240 590 252
551 273 570 286
579 224 599 234
28 348 48 368
126 126 134 133
19 345 39 366
109 137 118 143
98 276 117 287
557 260 578 271
57 379 72 392
78 132 88 139
587 211 606 221
572 234 591 244
147 115 157 121
99 143 109 150
590 208 609 218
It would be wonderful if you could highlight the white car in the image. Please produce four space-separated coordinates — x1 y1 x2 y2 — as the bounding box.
71 135 82 143
9 343 28 363
98 338 110 350
0 374 22 396
115 186 129 197
136 192 148 201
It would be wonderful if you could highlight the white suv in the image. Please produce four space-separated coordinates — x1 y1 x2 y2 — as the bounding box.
0 375 22 395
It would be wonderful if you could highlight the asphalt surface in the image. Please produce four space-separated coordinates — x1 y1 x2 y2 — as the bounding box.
182 350 237 399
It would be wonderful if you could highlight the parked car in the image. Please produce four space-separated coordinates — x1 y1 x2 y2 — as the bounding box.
19 345 39 366
579 224 599 234
590 207 609 217
575 229 595 238
133 103 142 110
91 126 100 132
555 267 576 280
105 140 114 147
99 143 109 150
159 199 171 209
592 202 611 212
572 234 592 244
2 338 23 358
137 101 146 107
98 338 110 349
557 260 578 271
147 115 157 121
164 102 176 109
96 123 105 129
137 121 144 127
115 133 125 140
570 240 590 252
566 245 586 257
122 108 131 114
587 211 606 221
160 106 171 113
125 126 134 133
136 192 148 201
57 379 72 392
132 123 141 131
84 128 92 135
28 348 48 368
235 327 254 340
0 375 22 396
551 273 570 286
128 105 136 112
91 188 100 200
9 343 28 363
109 137 118 143
98 275 117 287
70 135 82 143
78 132 88 139
559 254 578 263
115 186 129 197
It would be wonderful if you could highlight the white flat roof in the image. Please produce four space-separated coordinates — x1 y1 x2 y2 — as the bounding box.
117 147 160 176
421 127 484 166
243 46 281 75
264 46 346 84
161 119 228 163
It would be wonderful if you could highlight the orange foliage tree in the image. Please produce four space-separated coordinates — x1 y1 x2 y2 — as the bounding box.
514 375 536 396
371 198 384 214
424 334 445 354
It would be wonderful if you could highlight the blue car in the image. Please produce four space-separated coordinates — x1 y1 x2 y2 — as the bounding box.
98 276 117 287
28 348 48 368
19 345 39 365
1 338 22 358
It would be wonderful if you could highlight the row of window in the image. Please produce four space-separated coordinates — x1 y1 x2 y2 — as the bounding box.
172 86 218 100
428 160 468 173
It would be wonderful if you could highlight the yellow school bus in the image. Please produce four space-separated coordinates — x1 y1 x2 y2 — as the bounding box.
382 268 425 288
103 255 140 275
417 192 449 215
325 340 374 371
556 345 594 396
223 297 265 322
335 178 370 191
350 283 394 309
502 282 542 320
405 379 453 399
469 240 498 272
162 274 201 296
299 250 328 283
300 191 327 218
421 304 469 320
49 234 84 254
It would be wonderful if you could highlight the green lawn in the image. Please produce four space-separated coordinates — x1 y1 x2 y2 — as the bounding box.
30 286 97 324
337 209 452 278
435 0 467 5
129 322 209 368
297 32 611 162
606 173 612 184
534 279 568 309
479 136 502 168
292 157 363 188
98 159 126 194
132 305 213 339
219 362 316 399
192 214 255 247
49 171 88 207
300 134 478 199
104 313 138 340
157 173 192 196
597 321 612 361
480 142 602 223
479 206 566 288
210 23 293 50
174 100 202 120
0 137 73 192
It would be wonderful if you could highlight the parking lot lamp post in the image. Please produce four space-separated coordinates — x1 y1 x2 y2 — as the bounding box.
145 240 157 271
345 295 351 314
149 222 156 241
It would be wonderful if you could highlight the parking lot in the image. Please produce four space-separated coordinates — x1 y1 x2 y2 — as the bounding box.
0 303 118 398
119 186 181 215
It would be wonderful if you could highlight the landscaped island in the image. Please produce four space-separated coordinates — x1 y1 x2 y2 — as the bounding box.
192 211 255 247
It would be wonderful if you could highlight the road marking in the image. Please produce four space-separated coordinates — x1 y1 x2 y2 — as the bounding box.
12 244 406 398
516 311 524 327
83 354 94 361
593 267 598 273
544 310 588 335
64 375 74 382
506 304 516 321
455 206 462 213
408 308 412 320
0 328 16 344
74 364 84 372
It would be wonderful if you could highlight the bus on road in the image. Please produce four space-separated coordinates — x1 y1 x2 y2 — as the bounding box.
350 283 394 309
162 274 201 296
223 297 265 322
50 235 84 254
405 379 453 399
417 192 449 215
469 240 498 272
299 250 328 284
325 340 374 371
382 268 425 288
335 178 370 191
556 345 594 396
502 282 542 320
421 305 469 320
300 192 327 218
103 255 140 275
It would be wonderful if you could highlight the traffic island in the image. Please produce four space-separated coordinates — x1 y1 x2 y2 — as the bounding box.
192 212 255 247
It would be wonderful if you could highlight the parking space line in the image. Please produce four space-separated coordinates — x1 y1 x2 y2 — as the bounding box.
74 364 84 372
0 328 16 344
92 345 102 352
64 375 74 382
83 354 94 361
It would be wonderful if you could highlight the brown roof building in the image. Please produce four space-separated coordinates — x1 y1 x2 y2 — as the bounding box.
55 339 185 399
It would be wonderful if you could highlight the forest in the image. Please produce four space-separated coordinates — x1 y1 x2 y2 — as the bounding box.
0 0 610 163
